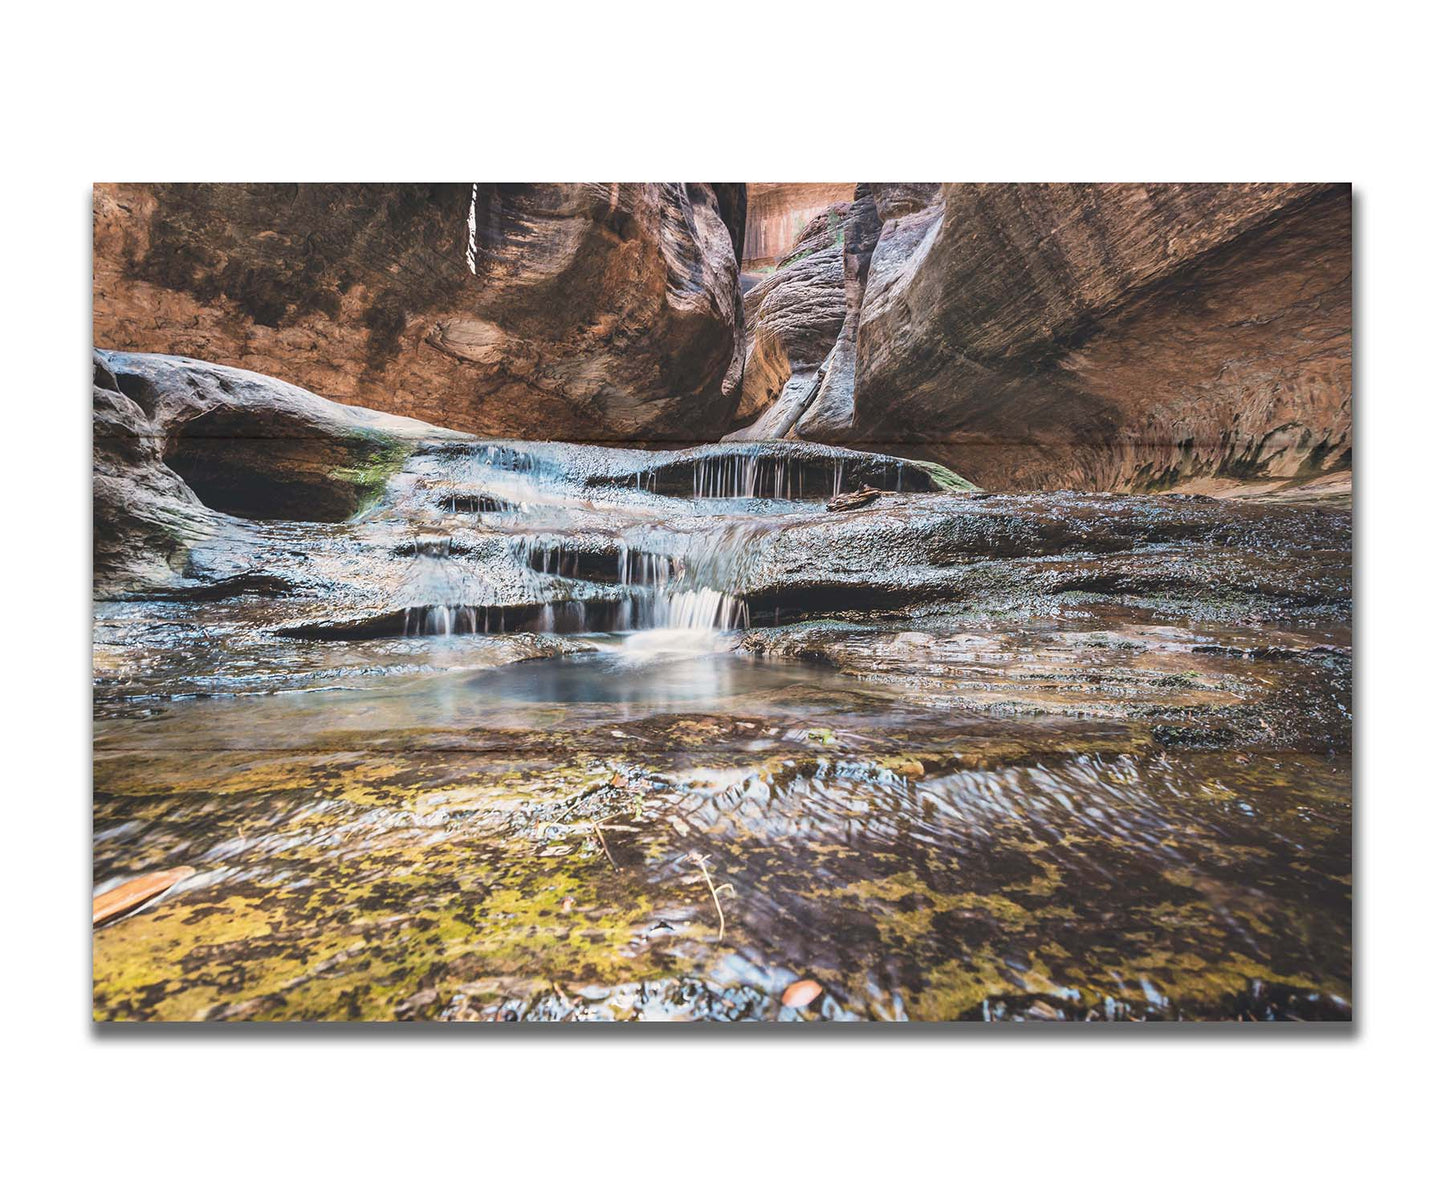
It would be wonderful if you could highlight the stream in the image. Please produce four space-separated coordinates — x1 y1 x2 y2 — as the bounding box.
93 439 1353 1021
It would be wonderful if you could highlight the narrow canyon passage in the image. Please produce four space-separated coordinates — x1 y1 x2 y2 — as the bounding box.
90 180 1352 1022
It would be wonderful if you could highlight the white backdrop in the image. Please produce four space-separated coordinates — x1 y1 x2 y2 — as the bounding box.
6 2 1439 1198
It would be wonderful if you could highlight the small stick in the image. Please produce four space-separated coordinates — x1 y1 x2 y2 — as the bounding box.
691 852 732 940
592 821 618 872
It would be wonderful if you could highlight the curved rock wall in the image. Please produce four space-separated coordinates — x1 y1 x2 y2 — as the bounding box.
94 183 746 443
95 181 1351 494
727 203 851 436
737 182 1352 493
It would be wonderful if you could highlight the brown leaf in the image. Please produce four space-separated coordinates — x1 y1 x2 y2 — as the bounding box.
92 867 196 926
782 978 823 1009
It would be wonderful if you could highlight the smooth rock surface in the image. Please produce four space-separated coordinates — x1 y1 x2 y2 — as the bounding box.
762 183 1352 493
741 182 856 271
95 183 747 442
728 203 850 436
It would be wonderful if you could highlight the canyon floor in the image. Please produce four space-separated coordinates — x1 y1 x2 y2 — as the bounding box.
92 355 1352 1022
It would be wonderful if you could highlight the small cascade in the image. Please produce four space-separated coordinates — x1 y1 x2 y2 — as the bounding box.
398 529 480 636
692 450 847 500
475 445 537 474
613 523 759 632
618 546 678 588
536 600 588 634
404 604 481 636
644 588 749 631
438 493 513 515
521 533 751 634
407 532 453 558
397 445 814 640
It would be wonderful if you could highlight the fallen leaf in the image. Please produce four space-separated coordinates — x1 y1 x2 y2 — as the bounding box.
93 866 196 926
782 978 823 1009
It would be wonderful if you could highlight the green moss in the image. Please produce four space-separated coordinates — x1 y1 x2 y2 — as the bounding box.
328 434 413 514
93 735 1351 1021
908 458 979 492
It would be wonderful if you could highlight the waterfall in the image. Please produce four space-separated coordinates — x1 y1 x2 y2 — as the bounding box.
692 450 846 500
401 443 782 639
405 604 471 636
512 534 751 634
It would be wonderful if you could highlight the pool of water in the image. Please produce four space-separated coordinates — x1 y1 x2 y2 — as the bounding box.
96 631 910 749
93 630 1352 1021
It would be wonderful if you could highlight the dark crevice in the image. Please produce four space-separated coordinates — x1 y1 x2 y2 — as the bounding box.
742 584 924 626
111 370 161 418
522 544 682 585
528 546 625 583
120 573 296 602
279 599 656 641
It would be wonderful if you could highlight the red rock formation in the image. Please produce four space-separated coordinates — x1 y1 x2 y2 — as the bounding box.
741 183 856 272
728 203 851 437
753 183 1352 492
94 183 746 443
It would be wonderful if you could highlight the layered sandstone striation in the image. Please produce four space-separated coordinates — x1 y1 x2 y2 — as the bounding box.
741 183 856 272
94 183 746 443
737 183 1352 492
727 203 851 437
95 181 1351 494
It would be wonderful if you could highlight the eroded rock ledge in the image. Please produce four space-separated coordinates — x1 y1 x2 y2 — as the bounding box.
94 351 1348 765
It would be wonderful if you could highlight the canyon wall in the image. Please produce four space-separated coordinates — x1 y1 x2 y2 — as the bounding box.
94 183 747 443
738 183 1352 492
728 203 851 434
96 181 1352 493
741 183 856 272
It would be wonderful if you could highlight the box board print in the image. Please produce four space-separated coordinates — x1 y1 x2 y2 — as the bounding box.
92 183 1352 1022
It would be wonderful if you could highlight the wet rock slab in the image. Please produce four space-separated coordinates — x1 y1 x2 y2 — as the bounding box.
91 353 1352 1021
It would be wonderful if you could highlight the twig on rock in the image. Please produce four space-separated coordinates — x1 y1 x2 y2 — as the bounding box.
591 820 618 872
690 852 734 940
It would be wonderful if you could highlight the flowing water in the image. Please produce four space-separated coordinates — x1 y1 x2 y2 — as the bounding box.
92 442 1353 1021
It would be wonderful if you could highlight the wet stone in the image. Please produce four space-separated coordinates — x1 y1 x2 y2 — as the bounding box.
93 431 1352 1022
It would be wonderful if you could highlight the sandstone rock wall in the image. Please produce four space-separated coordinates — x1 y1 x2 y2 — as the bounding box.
741 183 856 271
96 181 1352 494
727 203 851 437
94 183 746 443
736 182 1352 493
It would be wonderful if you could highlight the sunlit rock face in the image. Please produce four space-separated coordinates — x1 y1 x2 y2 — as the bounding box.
94 183 747 442
741 183 856 272
742 183 1352 493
